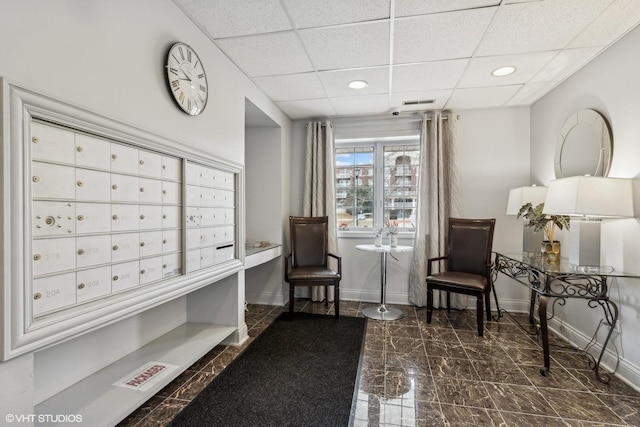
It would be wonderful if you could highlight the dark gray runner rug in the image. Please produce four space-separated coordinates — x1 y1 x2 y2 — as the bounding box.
169 312 367 427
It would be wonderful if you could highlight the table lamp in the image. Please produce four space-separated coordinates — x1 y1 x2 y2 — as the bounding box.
543 176 634 267
507 185 548 257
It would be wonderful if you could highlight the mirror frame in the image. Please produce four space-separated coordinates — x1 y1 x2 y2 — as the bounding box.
554 109 612 178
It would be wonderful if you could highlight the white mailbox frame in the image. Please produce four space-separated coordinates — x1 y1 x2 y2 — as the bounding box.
0 78 244 361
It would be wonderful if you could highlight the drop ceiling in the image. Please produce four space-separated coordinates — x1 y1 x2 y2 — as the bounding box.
173 0 640 120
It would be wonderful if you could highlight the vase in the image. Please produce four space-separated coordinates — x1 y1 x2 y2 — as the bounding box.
390 234 398 247
541 240 561 263
374 235 382 247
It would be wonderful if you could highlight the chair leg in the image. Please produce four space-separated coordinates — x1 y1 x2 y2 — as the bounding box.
426 287 433 324
476 295 484 336
289 285 295 320
485 292 491 321
446 291 451 313
324 285 329 306
334 285 339 319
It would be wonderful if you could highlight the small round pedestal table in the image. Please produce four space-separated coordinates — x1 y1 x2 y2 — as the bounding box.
356 244 413 321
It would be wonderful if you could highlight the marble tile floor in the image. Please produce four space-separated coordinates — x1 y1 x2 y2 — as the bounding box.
119 301 640 426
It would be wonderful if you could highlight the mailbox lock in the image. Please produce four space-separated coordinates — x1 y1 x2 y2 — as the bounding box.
163 264 167 268
77 215 85 221
77 146 84 153
140 269 146 275
77 180 84 187
32 176 40 182
112 214 118 220
112 154 118 160
112 245 119 251
139 160 145 165
163 215 167 219
140 215 145 220
140 242 146 247
32 136 40 144
33 254 42 261
77 249 85 255
163 239 167 244
139 187 145 192
163 190 167 195
78 283 85 289
162 165 166 169
34 293 42 300
45 216 55 226
112 184 118 190
112 275 119 281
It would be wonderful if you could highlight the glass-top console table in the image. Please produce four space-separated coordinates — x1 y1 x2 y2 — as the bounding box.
493 252 637 383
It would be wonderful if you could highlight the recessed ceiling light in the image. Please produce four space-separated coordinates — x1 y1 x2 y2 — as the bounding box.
348 80 368 89
491 66 516 77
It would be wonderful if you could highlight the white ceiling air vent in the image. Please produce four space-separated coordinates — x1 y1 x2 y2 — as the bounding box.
402 99 436 106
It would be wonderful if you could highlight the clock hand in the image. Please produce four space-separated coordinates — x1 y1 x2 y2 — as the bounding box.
179 69 192 82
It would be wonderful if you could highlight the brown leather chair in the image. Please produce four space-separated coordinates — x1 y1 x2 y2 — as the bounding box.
426 218 496 336
284 216 341 319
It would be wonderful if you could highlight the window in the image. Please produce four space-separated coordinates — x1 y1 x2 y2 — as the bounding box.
335 137 420 231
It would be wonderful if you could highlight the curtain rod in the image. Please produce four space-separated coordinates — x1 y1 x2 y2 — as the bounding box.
305 113 459 127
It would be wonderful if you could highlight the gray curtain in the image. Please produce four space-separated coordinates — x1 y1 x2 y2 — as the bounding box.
408 112 463 307
303 120 338 302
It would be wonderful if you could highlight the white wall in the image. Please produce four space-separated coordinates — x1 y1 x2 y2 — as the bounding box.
531 25 640 389
290 108 531 306
245 126 287 304
0 0 292 413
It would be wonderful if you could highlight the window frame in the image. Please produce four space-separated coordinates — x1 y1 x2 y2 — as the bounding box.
335 135 420 235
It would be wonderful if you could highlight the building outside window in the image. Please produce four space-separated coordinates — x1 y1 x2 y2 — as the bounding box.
335 137 420 231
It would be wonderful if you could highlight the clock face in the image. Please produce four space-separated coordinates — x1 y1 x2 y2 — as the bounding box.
166 43 208 116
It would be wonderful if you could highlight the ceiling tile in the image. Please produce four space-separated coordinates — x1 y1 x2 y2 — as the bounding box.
395 0 500 17
458 51 557 88
253 73 326 101
445 85 522 110
394 8 496 63
569 0 640 48
507 81 558 106
216 32 313 77
331 94 390 116
318 67 389 97
392 60 469 92
276 98 336 119
299 21 389 70
390 90 451 111
174 0 291 38
531 47 602 83
281 0 390 29
476 0 613 56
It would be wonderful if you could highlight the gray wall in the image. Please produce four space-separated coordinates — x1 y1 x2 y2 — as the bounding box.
531 25 640 389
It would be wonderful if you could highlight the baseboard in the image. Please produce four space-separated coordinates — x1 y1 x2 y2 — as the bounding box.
245 290 285 306
222 323 249 347
546 316 640 392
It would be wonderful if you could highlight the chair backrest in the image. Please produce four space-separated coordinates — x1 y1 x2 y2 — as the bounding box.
289 216 329 268
447 218 496 276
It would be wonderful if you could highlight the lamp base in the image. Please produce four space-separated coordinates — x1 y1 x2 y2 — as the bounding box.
523 227 544 258
569 219 601 267
541 240 561 263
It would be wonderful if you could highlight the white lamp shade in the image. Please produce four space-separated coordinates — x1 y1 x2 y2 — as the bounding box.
543 176 634 218
506 185 548 215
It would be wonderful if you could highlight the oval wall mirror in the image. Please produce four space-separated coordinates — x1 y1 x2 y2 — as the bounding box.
554 109 612 178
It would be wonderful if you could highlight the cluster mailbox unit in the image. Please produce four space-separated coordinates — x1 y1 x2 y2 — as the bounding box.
0 79 245 424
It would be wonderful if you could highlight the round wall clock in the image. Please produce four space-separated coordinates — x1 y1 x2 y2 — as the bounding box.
165 42 208 116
